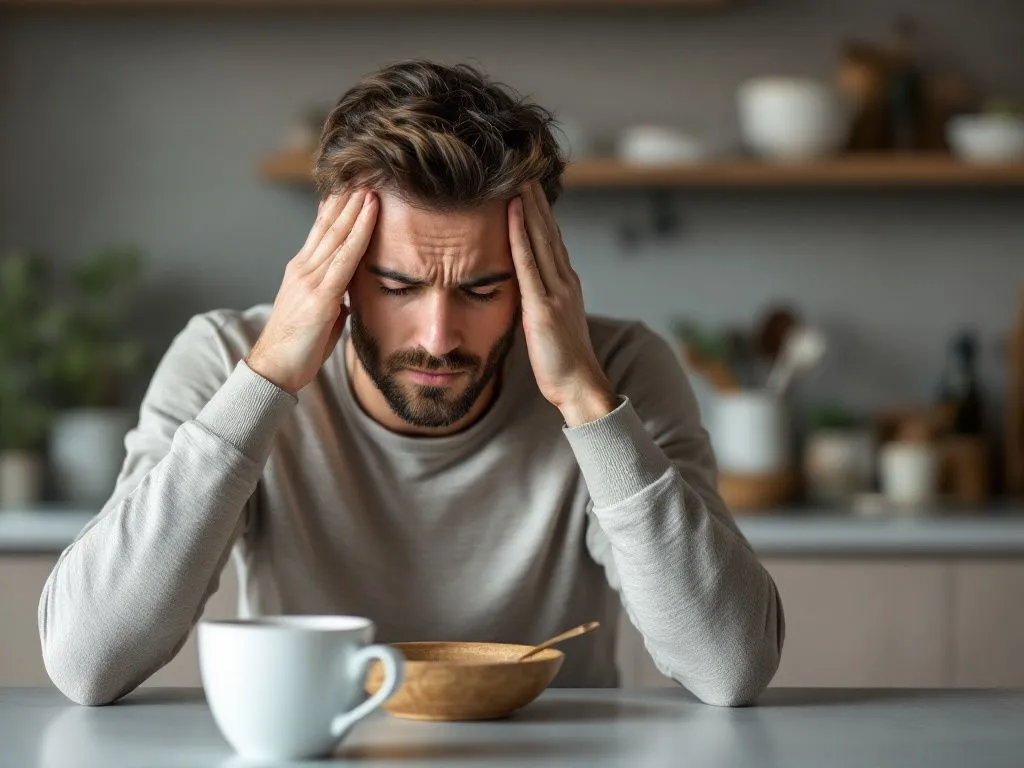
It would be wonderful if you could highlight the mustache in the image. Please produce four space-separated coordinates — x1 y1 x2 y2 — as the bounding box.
386 349 480 373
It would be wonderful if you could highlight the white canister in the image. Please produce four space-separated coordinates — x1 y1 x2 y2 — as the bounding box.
712 391 790 474
879 441 940 508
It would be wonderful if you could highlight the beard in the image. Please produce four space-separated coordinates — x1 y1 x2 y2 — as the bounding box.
349 308 520 429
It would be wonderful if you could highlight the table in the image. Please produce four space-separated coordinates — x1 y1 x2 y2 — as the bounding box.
3 687 1023 767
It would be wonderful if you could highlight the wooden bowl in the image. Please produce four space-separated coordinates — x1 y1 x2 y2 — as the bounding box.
365 641 564 721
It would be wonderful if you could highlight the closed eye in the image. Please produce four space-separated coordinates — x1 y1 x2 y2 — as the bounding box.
378 284 501 303
463 288 500 303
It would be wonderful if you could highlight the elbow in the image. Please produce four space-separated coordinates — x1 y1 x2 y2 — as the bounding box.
40 602 131 706
42 641 131 706
695 650 781 707
687 603 786 708
39 571 132 706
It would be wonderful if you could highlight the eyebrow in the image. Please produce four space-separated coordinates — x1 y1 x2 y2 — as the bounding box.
368 266 513 289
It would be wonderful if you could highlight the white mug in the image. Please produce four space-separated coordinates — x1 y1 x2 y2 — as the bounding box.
198 616 404 761
879 441 940 508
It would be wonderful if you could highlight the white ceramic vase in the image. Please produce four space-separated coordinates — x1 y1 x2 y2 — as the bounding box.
50 409 135 505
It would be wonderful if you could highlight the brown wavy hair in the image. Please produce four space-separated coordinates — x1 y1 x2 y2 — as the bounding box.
313 60 565 211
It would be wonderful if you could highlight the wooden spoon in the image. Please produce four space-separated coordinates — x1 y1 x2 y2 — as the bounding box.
518 622 601 662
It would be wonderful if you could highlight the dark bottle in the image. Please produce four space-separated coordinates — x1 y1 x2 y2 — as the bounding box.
883 17 926 151
938 331 984 435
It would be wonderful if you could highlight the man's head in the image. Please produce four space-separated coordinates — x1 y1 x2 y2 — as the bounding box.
314 61 564 429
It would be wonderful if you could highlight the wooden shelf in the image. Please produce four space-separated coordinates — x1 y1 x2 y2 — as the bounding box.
566 155 1024 187
259 148 1024 189
259 147 319 185
1 0 723 9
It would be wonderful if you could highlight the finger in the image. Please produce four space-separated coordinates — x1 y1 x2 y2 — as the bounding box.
531 182 573 283
299 191 351 261
521 185 561 290
320 305 350 366
508 196 547 303
322 190 379 294
308 190 367 271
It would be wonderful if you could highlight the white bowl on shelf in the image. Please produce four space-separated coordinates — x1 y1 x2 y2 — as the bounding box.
737 77 851 161
947 114 1024 164
616 125 706 165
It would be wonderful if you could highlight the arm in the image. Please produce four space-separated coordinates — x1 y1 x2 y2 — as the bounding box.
566 325 785 706
38 314 296 706
505 183 782 707
40 187 377 706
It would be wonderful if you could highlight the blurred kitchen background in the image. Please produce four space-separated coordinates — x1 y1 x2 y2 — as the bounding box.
1 0 1023 693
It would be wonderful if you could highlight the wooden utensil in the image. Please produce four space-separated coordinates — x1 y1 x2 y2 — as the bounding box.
755 306 800 384
766 326 827 394
518 622 601 662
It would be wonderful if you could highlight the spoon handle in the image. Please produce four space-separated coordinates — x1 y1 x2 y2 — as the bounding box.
518 621 601 661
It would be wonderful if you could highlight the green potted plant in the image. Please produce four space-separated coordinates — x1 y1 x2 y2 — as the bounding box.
0 252 53 508
40 245 148 505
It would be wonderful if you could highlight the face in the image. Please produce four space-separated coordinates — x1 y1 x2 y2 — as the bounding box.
347 191 520 429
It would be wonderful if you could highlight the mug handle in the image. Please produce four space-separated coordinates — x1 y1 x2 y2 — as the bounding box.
330 644 405 740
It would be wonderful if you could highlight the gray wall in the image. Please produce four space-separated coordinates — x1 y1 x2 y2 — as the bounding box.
2 0 1022 430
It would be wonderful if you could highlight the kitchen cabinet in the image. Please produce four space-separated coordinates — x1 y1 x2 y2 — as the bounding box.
763 558 953 687
0 556 53 687
953 561 1024 687
621 557 1024 690
0 555 237 689
5 554 1024 690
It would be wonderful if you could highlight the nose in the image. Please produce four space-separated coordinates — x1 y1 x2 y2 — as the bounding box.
415 291 464 361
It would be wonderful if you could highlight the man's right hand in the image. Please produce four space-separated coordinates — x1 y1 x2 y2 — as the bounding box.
247 189 378 394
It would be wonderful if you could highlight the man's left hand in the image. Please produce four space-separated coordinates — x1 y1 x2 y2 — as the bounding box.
508 183 618 428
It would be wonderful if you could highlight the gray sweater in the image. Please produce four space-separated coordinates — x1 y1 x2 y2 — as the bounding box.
38 306 784 707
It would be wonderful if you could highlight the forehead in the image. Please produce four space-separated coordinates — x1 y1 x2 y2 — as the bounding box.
364 191 512 276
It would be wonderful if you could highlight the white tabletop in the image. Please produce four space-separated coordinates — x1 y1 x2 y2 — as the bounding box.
3 686 1024 767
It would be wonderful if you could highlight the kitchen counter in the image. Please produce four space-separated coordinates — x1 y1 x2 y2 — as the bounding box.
4 505 1024 556
0 508 95 554
4 686 1023 767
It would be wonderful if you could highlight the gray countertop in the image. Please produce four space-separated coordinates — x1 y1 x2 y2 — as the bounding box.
4 505 1024 556
4 686 1024 767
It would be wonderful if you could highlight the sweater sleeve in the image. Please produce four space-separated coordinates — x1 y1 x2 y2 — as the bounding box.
38 313 296 706
563 324 785 706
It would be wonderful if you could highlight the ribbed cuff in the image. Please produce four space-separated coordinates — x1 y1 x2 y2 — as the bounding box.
195 361 297 461
562 396 673 509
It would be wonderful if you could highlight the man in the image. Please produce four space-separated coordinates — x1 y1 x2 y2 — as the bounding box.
39 60 784 707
